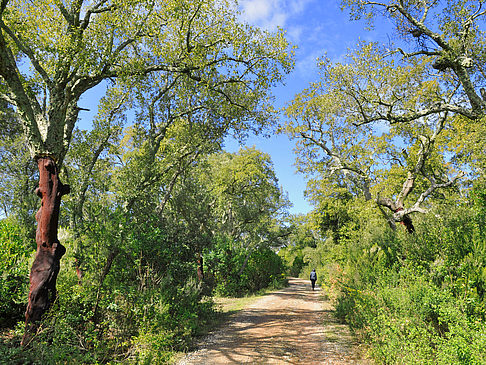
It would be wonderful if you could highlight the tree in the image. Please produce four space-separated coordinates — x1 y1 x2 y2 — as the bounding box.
0 100 38 236
343 0 486 119
283 2 483 231
278 213 320 276
205 147 291 275
0 0 293 343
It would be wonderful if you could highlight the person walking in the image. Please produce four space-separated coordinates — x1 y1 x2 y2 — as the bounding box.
310 269 317 291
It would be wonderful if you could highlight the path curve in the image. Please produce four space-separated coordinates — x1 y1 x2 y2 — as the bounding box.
178 278 371 364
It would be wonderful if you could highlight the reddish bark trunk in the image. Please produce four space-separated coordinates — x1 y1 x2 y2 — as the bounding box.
394 208 415 234
401 214 415 234
22 156 69 346
74 258 83 285
197 253 204 282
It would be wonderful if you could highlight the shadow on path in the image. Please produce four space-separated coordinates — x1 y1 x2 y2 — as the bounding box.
178 278 371 364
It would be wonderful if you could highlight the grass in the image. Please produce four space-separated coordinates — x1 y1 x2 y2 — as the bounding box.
214 278 289 313
214 293 264 313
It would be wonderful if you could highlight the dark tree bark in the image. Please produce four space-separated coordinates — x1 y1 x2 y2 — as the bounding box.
197 252 204 282
22 156 69 346
400 214 415 234
92 248 119 325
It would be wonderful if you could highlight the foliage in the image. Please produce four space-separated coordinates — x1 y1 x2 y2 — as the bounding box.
318 193 486 364
1 0 294 351
0 138 290 363
0 218 34 325
278 214 320 277
279 3 486 361
0 109 38 239
205 237 286 297
283 41 465 232
1 0 294 162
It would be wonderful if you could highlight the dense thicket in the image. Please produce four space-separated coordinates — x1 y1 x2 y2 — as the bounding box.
3 0 486 363
0 0 293 362
0 0 293 348
279 183 486 363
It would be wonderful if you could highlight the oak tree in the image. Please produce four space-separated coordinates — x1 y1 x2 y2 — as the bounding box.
0 0 292 342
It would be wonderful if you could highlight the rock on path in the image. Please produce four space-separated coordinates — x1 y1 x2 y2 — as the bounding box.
177 278 371 364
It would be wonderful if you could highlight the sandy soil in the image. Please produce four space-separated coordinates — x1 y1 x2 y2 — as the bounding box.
177 278 372 364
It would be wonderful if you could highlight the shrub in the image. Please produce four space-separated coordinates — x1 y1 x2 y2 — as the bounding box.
328 197 486 364
205 237 286 297
0 218 34 325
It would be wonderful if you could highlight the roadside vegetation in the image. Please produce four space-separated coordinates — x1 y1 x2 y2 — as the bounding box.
279 1 486 363
0 1 293 362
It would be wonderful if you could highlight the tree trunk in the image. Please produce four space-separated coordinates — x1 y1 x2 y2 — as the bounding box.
197 252 204 282
238 246 254 276
92 248 119 325
394 208 415 234
400 214 415 234
22 156 69 346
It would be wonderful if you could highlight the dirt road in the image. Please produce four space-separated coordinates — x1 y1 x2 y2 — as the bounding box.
177 278 371 364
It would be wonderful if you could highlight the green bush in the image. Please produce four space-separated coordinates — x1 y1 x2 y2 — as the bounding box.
0 215 219 364
328 197 486 364
0 218 33 324
205 237 286 297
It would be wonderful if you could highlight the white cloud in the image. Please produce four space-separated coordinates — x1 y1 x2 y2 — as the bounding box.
287 26 303 43
239 0 314 31
295 50 321 78
241 0 272 22
239 0 286 30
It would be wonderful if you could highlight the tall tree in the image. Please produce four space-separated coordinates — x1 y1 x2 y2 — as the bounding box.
283 0 486 232
205 147 291 274
0 0 293 343
343 0 486 119
0 99 37 230
284 42 465 232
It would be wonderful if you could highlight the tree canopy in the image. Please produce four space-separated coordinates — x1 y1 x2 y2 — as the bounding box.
0 0 295 348
0 0 293 163
283 0 486 231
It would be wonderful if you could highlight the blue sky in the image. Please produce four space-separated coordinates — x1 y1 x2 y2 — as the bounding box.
226 0 391 215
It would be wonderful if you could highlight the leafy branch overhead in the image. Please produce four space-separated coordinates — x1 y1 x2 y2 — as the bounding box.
0 0 293 164
343 0 486 119
0 0 294 345
284 0 484 232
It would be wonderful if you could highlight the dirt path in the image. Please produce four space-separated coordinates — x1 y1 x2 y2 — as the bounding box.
177 278 371 364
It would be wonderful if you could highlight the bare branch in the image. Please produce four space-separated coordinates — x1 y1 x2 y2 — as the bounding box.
394 205 428 219
79 0 114 30
0 90 14 104
395 2 451 51
419 0 432 24
353 102 479 126
0 0 8 15
396 171 415 209
299 129 372 200
185 1 203 53
376 195 397 211
394 47 439 58
378 204 397 230
54 0 73 26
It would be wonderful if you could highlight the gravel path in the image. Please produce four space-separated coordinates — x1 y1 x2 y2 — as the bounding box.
177 278 371 364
